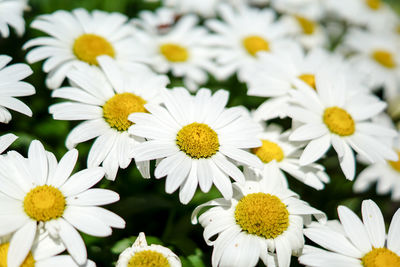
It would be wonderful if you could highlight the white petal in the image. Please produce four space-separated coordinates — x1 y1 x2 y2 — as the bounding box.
67 188 119 206
362 199 386 248
387 209 400 254
60 167 105 196
58 218 87 265
300 134 331 165
8 220 37 267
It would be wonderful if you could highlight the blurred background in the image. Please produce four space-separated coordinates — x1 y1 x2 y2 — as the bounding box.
0 0 399 266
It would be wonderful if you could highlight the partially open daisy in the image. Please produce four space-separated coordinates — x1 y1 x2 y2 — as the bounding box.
192 174 326 267
354 131 400 201
0 55 34 123
344 28 400 99
24 8 137 89
287 68 397 180
163 0 221 17
250 124 329 190
130 12 216 91
116 232 181 267
205 3 292 80
129 88 263 204
0 0 27 37
0 232 95 267
242 45 333 121
49 56 168 180
280 14 328 50
300 199 400 267
325 0 397 29
0 140 125 266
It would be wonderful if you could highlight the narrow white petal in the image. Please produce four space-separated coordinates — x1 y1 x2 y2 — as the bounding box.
8 220 37 267
60 167 105 196
58 218 87 265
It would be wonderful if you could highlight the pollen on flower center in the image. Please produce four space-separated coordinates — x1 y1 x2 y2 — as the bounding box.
298 74 316 90
361 247 400 267
295 16 316 35
388 151 400 172
73 34 115 65
128 250 170 267
0 243 35 267
23 185 66 222
365 0 381 10
252 139 284 163
242 35 270 56
235 193 289 239
372 50 396 69
176 122 219 159
323 107 355 136
160 43 189 62
103 93 147 132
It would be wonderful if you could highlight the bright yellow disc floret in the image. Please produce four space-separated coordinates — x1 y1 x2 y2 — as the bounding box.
176 122 219 159
372 50 396 69
362 247 400 267
73 34 115 65
323 107 355 136
252 139 284 163
389 151 400 172
159 43 189 62
365 0 381 10
242 35 270 56
23 185 66 222
0 243 35 267
295 16 316 35
128 250 170 267
298 74 316 90
103 93 147 132
235 193 289 239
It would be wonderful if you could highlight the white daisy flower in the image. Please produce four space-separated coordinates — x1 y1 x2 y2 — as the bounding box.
24 8 137 89
250 124 329 190
0 140 125 266
242 45 363 121
287 68 398 180
0 55 34 123
271 0 325 20
0 232 95 267
163 0 221 17
280 14 328 50
344 28 400 99
116 232 181 267
299 199 400 267
129 88 263 204
49 56 168 180
325 0 397 29
0 0 27 38
131 7 178 35
205 3 292 80
192 174 326 267
354 130 400 201
130 13 216 91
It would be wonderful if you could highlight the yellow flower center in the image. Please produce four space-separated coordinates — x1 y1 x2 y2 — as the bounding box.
128 250 170 267
295 16 316 35
372 50 396 69
323 107 355 136
298 74 316 90
103 93 147 132
23 185 65 222
362 248 400 267
365 0 381 10
159 43 189 62
235 193 289 239
73 34 115 65
176 123 219 159
388 151 400 172
252 139 284 163
242 35 270 57
0 243 35 267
